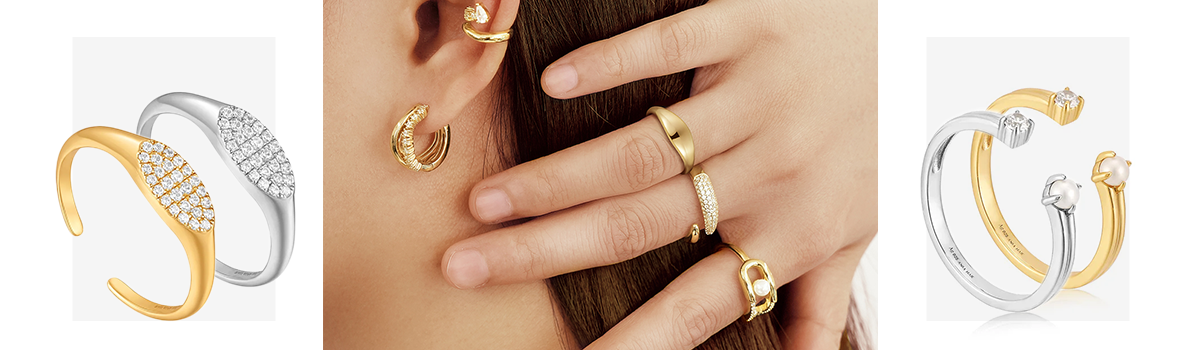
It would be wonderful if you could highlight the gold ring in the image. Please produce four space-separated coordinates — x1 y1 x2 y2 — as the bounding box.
462 3 512 43
391 104 451 172
970 87 1129 289
647 106 695 174
717 244 777 321
689 166 718 242
56 126 216 320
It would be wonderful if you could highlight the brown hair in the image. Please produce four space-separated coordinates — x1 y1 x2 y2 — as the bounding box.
490 0 865 349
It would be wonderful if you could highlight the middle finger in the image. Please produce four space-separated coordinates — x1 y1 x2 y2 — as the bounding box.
468 90 760 224
443 151 753 288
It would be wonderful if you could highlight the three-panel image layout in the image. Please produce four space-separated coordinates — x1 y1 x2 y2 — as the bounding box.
4 1 1185 349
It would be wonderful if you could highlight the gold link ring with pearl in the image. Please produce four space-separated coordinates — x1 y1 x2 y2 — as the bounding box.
717 244 777 321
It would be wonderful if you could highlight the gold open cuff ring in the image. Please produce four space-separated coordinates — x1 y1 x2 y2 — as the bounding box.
392 104 451 172
718 244 777 321
56 126 216 320
648 106 695 174
462 3 512 43
688 166 718 243
970 87 1129 289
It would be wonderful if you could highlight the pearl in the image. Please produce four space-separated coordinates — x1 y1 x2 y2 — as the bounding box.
753 279 772 297
1099 156 1129 186
1048 179 1080 210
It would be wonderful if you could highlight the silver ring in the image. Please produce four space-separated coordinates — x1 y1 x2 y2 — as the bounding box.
137 92 296 287
921 110 1075 312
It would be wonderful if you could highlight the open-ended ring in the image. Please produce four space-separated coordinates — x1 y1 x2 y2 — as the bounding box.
970 88 1129 289
718 244 777 321
138 92 295 287
688 165 719 243
923 111 1076 311
57 127 216 320
648 106 695 174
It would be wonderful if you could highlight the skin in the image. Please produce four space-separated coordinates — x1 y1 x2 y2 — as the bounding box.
325 0 875 348
324 0 563 349
440 0 878 349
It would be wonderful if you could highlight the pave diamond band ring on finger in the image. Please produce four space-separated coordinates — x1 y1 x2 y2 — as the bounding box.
688 166 719 243
922 111 1075 312
718 244 777 321
137 92 296 287
56 127 216 320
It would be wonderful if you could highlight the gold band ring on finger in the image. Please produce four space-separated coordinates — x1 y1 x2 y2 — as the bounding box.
462 3 512 43
647 106 695 174
718 244 777 321
687 165 718 243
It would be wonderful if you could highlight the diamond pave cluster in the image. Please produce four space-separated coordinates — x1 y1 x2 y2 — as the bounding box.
217 106 295 199
139 140 215 231
692 172 719 235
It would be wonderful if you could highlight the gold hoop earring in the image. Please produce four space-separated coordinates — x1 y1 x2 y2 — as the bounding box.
391 104 451 172
463 3 512 43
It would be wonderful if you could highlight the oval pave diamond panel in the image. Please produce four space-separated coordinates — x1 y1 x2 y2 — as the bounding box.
217 106 296 199
139 140 216 231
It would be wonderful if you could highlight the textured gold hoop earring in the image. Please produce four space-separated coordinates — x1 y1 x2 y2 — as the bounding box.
463 3 512 43
391 104 451 172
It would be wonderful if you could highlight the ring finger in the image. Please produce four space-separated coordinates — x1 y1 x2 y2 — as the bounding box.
443 149 756 288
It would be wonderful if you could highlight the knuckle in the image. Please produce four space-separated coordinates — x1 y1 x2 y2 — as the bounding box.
599 40 631 78
657 17 705 70
601 200 655 263
671 295 724 348
614 130 669 192
511 230 553 280
530 163 571 209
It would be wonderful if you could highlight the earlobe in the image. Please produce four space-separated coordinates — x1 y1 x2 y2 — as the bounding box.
405 0 519 135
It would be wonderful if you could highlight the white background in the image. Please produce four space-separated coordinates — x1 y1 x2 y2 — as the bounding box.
72 37 277 320
0 0 1196 349
880 1 1197 349
0 0 321 347
926 37 1129 321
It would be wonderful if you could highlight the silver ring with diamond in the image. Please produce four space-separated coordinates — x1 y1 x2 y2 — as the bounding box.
921 110 1075 311
137 92 296 287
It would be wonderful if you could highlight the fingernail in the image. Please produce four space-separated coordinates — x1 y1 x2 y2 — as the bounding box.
446 249 490 289
475 188 512 222
542 64 578 95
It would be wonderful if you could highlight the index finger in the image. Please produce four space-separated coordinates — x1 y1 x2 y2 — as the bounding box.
540 1 758 99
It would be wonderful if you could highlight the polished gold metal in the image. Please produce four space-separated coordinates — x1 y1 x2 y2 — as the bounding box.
970 87 1127 289
462 3 512 43
647 106 696 174
718 244 777 321
56 126 215 320
391 104 451 172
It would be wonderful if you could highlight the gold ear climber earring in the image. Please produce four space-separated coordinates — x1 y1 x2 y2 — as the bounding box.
392 104 451 172
463 3 512 43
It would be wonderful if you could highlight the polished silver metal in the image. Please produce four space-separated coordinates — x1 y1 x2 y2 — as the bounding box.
921 111 1075 312
137 92 295 287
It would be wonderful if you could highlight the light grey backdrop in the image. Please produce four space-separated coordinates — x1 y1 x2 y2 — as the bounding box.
925 37 1130 321
72 37 275 320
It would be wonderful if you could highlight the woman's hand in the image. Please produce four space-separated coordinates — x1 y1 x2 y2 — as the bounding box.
442 0 876 348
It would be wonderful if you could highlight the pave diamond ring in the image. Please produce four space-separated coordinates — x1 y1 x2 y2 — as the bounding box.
688 165 718 243
137 92 295 287
56 127 216 320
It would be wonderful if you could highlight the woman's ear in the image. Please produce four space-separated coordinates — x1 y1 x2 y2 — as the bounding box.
405 0 519 134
